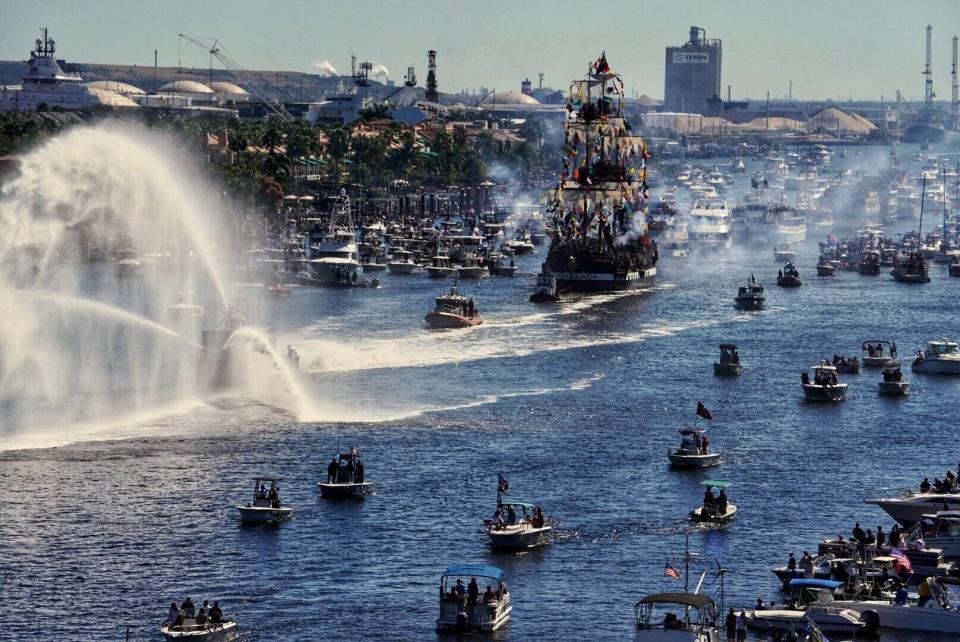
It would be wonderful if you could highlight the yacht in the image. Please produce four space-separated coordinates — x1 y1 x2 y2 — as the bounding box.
687 197 732 249
1 29 135 112
864 493 960 526
916 512 960 558
732 192 807 246
306 191 362 285
912 338 960 374
425 254 457 279
436 565 511 632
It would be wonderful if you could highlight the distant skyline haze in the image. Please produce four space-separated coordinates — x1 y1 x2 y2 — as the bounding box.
2 0 960 103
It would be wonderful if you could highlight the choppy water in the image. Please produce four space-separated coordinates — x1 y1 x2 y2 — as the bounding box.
1 145 958 641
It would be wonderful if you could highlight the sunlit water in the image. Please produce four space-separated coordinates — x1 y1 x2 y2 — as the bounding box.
0 141 957 641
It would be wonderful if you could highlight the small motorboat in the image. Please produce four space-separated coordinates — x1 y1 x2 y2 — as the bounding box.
488 253 517 277
424 284 483 329
801 364 847 401
912 338 960 374
817 258 837 276
166 291 205 318
485 499 553 550
436 564 512 633
503 228 535 255
890 250 931 283
386 255 424 274
858 250 881 275
713 343 742 376
264 275 293 297
878 366 909 396
831 354 860 373
777 262 802 287
861 339 898 367
235 476 293 524
529 273 560 303
161 615 237 641
668 428 720 468
456 254 490 279
773 246 797 262
690 480 736 524
746 579 866 635
634 591 719 642
425 254 457 279
318 448 373 500
734 276 764 310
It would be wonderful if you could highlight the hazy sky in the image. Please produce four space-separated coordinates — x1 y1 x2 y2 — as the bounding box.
2 0 960 102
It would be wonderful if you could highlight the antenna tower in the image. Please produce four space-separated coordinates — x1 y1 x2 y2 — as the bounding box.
924 25 935 112
952 36 958 126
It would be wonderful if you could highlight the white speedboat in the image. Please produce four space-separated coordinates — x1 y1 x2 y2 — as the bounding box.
425 254 458 279
318 449 373 500
861 340 898 367
235 476 293 524
864 493 960 526
386 255 424 274
747 579 865 635
834 577 960 634
161 619 237 641
668 428 720 468
436 564 511 633
912 338 960 374
485 499 553 550
918 512 960 558
634 592 719 642
456 254 490 279
878 366 909 396
801 364 847 401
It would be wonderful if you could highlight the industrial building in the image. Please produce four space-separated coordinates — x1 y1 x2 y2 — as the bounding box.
664 26 722 114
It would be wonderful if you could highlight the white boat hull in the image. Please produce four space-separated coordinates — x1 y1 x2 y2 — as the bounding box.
802 383 847 401
668 451 721 468
162 620 237 640
878 381 909 396
747 608 863 634
864 495 960 525
834 600 960 634
235 505 293 524
487 524 552 550
437 597 511 632
912 357 960 374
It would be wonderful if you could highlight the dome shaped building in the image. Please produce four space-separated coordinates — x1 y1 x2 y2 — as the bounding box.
158 80 216 102
209 81 251 102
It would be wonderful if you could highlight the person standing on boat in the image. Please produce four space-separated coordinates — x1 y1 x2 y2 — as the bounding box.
703 486 716 510
182 597 195 618
467 578 479 605
877 525 886 549
724 608 736 642
327 457 338 483
196 600 209 626
787 552 796 572
736 610 747 642
717 489 728 514
208 602 222 624
355 459 364 484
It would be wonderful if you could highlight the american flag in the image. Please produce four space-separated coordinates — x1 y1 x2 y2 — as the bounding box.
663 563 681 580
890 547 913 572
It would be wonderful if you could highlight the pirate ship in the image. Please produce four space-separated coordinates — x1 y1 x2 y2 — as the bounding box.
542 53 657 292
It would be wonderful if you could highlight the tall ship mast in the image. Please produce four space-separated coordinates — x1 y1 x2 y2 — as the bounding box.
543 52 657 292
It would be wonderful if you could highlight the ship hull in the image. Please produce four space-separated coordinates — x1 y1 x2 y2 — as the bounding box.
553 267 656 292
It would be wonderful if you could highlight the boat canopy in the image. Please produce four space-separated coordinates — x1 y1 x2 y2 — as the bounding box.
636 592 715 610
702 480 731 489
862 340 892 348
788 578 843 589
811 364 837 372
442 564 504 582
497 499 536 509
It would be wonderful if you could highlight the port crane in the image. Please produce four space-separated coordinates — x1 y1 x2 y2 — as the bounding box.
178 33 293 120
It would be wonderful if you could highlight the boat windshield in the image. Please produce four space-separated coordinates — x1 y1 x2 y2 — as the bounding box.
634 594 714 630
929 341 959 355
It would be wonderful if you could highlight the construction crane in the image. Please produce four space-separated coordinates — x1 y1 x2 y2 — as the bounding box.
178 33 293 120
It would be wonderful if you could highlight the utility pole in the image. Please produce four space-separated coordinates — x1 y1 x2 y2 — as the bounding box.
154 49 158 93
924 25 934 113
952 35 958 127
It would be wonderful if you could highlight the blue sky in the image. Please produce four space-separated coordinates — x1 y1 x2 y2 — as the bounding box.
2 0 959 101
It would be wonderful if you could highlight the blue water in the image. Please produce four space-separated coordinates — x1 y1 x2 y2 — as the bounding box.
1 145 958 641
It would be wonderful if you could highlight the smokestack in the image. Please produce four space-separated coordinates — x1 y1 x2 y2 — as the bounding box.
727 85 731 102
426 50 438 102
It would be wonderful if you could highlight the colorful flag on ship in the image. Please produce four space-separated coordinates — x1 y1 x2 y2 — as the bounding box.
594 53 610 74
696 401 713 421
664 563 681 580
